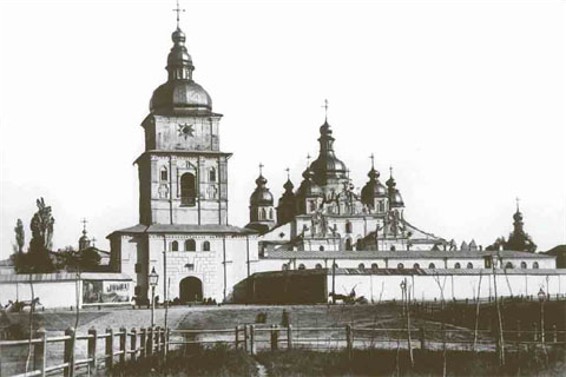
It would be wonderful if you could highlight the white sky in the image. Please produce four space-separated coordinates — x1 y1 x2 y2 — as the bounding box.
0 0 564 259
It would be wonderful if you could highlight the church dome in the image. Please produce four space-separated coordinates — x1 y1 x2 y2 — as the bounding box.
310 121 348 184
149 27 213 114
250 175 274 206
150 80 212 113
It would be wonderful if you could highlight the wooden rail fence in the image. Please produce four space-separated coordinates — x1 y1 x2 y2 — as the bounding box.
1 323 565 377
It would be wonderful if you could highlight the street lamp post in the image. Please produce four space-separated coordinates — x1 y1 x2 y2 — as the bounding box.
149 267 159 329
538 288 546 344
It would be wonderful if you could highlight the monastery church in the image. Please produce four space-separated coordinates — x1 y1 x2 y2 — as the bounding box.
107 15 561 305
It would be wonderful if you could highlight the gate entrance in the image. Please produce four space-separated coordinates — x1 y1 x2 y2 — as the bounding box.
179 277 203 303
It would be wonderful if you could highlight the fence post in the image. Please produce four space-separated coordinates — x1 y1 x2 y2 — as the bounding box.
140 328 146 358
165 328 170 358
33 328 47 377
148 327 154 355
250 325 256 356
155 326 161 353
532 322 537 342
64 327 76 377
287 324 293 350
419 327 426 350
271 325 279 351
87 327 97 372
235 325 239 349
130 328 138 362
105 328 114 370
552 324 557 343
346 324 353 360
243 325 249 353
119 327 127 368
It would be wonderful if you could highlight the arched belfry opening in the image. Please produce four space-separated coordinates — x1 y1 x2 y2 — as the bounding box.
179 276 203 302
180 173 196 206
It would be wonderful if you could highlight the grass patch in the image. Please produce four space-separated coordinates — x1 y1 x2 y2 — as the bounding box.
256 347 566 376
117 344 258 377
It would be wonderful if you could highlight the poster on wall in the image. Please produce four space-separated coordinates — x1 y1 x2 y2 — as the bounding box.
83 280 130 304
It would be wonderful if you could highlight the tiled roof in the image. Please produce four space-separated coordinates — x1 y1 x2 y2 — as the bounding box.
264 249 553 260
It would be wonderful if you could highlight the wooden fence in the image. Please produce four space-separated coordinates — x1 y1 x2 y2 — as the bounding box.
1 324 565 377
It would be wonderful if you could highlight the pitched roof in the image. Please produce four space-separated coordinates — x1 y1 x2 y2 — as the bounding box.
108 223 256 238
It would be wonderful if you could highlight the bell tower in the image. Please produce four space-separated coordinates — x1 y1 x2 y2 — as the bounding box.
136 21 230 226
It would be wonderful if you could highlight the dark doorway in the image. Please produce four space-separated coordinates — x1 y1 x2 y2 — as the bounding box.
179 276 203 303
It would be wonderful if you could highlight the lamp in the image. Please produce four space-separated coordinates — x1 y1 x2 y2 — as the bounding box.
149 267 159 328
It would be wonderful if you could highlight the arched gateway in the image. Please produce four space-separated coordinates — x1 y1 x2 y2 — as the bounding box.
179 276 203 303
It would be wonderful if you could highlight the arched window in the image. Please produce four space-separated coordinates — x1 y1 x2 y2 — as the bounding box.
171 241 179 252
319 246 325 252
454 263 461 269
345 239 353 251
180 173 196 206
533 262 539 269
356 239 363 251
202 241 211 251
209 167 216 182
371 263 379 271
505 262 513 269
428 263 436 269
308 201 316 212
397 263 404 269
185 239 196 252
379 201 385 212
467 262 474 269
520 261 527 269
282 264 289 271
259 208 267 220
269 208 274 220
358 263 365 271
160 167 168 181
298 264 306 270
345 221 352 234
315 263 323 270
413 263 420 269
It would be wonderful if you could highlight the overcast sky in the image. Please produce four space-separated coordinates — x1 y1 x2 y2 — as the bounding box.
0 0 564 259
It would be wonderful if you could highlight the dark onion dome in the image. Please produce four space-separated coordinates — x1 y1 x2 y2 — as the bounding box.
296 167 324 197
250 175 274 206
150 28 212 114
277 178 297 224
361 166 387 207
386 167 404 208
309 121 348 185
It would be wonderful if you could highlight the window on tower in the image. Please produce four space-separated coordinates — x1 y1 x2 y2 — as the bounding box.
202 241 211 251
180 173 196 206
209 167 216 182
160 167 168 181
171 241 179 252
185 239 196 252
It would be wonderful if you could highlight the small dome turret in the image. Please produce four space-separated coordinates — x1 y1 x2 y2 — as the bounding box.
250 173 274 206
386 167 404 208
246 164 276 233
277 169 297 225
361 154 387 208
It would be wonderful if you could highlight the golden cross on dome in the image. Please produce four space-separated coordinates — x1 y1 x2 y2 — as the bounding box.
172 0 185 28
81 218 88 232
370 153 375 169
91 237 97 247
285 167 290 180
259 162 264 175
389 166 393 177
321 99 329 121
306 154 311 167
516 197 520 211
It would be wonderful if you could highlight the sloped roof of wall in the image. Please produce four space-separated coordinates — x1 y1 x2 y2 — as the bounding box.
264 249 554 259
0 272 132 283
108 224 256 238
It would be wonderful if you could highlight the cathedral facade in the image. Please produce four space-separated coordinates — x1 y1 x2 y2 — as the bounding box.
108 20 560 305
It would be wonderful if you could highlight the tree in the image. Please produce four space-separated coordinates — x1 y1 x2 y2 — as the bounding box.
27 198 55 272
14 219 25 253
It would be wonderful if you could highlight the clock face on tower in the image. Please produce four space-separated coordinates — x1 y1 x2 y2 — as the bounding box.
178 123 195 139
